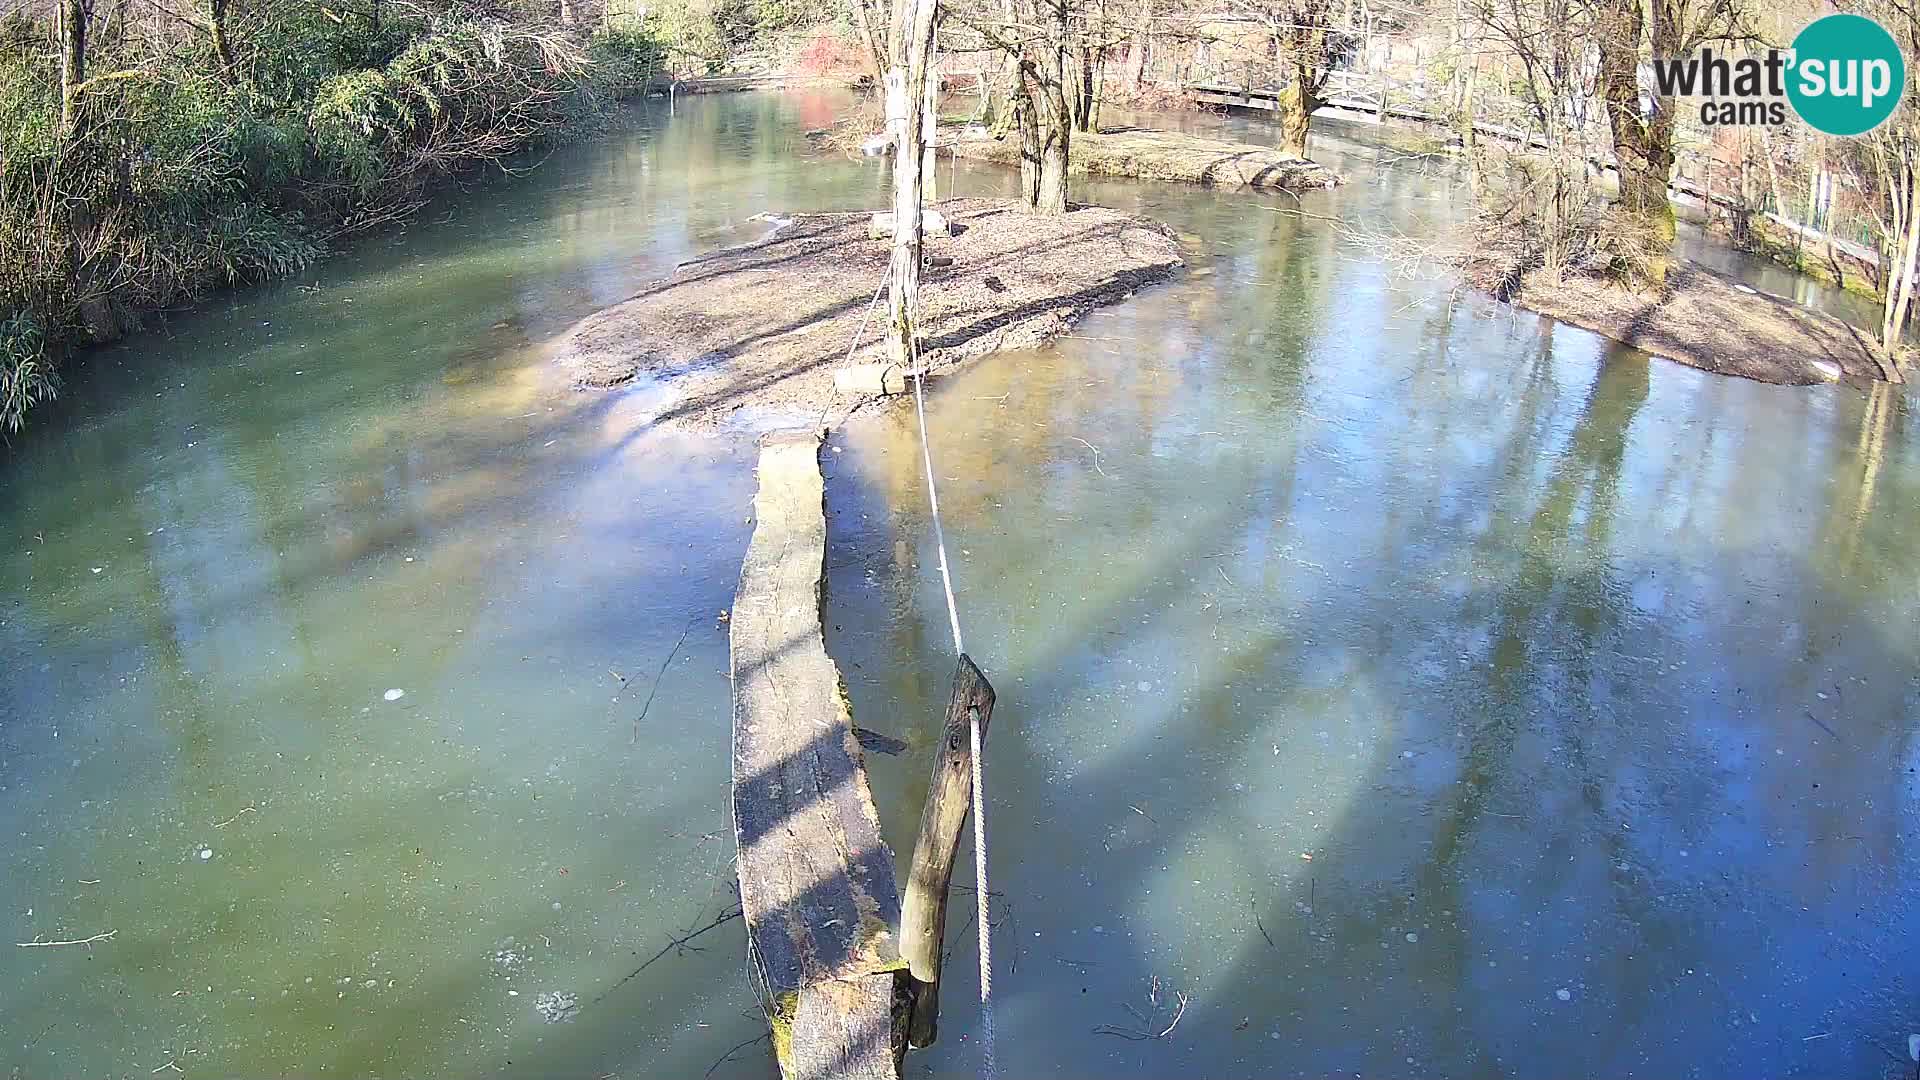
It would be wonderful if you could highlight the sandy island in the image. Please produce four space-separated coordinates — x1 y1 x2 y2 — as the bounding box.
1478 260 1901 385
549 197 1183 426
946 125 1342 192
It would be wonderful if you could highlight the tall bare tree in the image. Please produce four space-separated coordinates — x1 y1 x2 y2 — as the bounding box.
885 0 939 364
1225 0 1352 158
1464 0 1607 277
1588 0 1751 278
955 0 1076 212
851 0 889 80
1845 0 1919 379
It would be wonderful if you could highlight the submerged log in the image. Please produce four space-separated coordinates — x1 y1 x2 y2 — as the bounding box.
897 654 996 1048
730 429 905 1079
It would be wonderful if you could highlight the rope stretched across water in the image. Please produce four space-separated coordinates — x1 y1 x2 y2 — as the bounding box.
903 273 997 1080
842 252 996 1079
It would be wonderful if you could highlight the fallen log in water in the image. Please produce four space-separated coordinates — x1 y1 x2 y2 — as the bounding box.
730 429 906 1079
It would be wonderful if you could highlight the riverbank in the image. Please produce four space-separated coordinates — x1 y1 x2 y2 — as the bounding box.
1739 216 1884 300
945 126 1342 192
0 16 662 435
1479 260 1899 384
549 197 1181 426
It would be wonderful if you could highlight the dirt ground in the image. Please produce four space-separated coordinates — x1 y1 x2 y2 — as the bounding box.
946 126 1342 192
1483 260 1900 385
548 198 1182 426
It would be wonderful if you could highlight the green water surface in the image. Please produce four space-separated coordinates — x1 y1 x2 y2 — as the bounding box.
3 91 1917 1079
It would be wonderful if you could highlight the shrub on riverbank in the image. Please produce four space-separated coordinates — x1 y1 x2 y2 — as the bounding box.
0 2 663 434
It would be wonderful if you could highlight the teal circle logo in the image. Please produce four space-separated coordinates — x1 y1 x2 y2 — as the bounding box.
1787 13 1906 136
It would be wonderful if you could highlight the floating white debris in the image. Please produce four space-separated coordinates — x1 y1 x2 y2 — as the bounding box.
535 990 580 1024
1907 1033 1918 1061
90 567 103 574
1406 932 1419 943
1556 988 1572 1002
1137 681 1153 692
383 689 405 702
1735 283 1758 294
199 848 213 861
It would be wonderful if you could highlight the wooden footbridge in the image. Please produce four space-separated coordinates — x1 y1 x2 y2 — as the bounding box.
1183 74 1742 212
729 430 996 1078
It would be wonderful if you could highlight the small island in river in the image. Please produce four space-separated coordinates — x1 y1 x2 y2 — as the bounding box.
1473 259 1898 384
946 124 1343 192
548 197 1182 427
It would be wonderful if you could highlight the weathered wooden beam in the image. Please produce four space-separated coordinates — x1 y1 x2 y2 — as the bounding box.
897 653 996 1049
731 429 906 1080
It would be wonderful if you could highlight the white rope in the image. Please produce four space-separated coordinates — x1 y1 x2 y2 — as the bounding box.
967 692 995 1080
841 232 995 1077
907 302 995 1080
842 270 892 369
908 337 965 657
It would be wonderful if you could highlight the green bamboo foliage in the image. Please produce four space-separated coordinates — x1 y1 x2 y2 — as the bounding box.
0 3 664 434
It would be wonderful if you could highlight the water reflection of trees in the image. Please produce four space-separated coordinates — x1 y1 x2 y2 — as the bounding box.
835 262 1919 1077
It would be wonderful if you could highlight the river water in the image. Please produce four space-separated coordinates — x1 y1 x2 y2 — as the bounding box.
2 90 1916 1079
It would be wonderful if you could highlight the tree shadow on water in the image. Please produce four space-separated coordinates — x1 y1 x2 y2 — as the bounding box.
817 341 1920 1080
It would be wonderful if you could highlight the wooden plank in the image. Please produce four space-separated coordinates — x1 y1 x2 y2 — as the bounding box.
730 429 904 1080
898 654 996 1049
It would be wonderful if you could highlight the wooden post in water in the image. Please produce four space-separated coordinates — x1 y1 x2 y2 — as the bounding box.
897 654 996 1049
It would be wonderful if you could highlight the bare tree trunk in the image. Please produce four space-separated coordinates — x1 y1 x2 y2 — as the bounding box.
1073 0 1108 131
1758 126 1785 230
208 0 237 77
1124 0 1150 91
1014 63 1041 207
1276 84 1311 157
1276 43 1316 159
1459 57 1477 189
1880 152 1918 381
886 0 939 367
1731 136 1756 248
59 0 86 131
1090 50 1106 130
1009 0 1071 214
1068 46 1097 131
1035 30 1072 213
850 0 887 83
923 28 939 203
1594 0 1675 278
